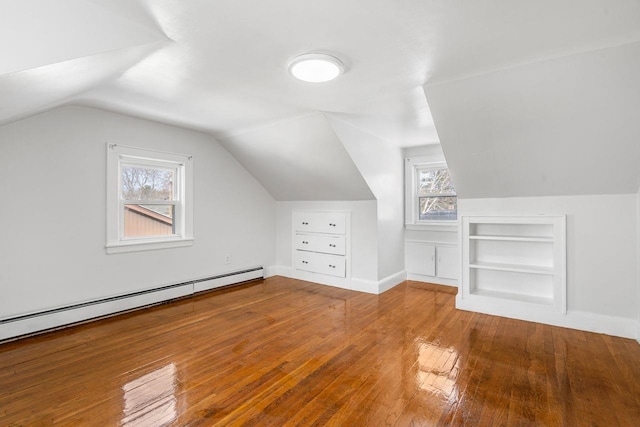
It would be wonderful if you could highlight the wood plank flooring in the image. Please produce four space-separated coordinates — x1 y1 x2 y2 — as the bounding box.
1 277 639 426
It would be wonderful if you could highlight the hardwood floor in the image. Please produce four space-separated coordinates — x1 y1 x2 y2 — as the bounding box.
1 277 639 426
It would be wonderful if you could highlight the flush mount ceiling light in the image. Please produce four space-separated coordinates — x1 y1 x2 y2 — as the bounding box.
288 53 344 83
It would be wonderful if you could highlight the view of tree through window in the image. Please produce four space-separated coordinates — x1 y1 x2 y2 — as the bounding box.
418 167 457 221
121 165 176 237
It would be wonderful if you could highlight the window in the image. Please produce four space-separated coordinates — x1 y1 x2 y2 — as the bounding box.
405 155 457 224
106 144 193 254
416 166 457 221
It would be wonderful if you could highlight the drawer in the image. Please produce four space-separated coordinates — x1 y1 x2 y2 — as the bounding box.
294 233 346 255
293 211 346 234
294 251 346 278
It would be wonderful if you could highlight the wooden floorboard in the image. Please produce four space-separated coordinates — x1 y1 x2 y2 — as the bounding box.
1 277 639 426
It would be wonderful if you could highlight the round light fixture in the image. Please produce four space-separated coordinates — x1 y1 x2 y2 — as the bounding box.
288 53 344 83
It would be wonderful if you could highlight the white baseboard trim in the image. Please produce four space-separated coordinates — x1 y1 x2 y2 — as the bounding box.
348 270 407 294
193 269 264 293
273 266 406 295
456 295 638 339
0 267 264 342
350 278 379 294
406 273 457 287
378 270 407 293
264 265 287 278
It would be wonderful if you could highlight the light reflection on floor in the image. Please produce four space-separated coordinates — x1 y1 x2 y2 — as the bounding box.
417 342 459 398
122 363 177 427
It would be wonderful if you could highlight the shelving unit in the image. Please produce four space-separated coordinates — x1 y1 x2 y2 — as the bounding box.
459 215 566 316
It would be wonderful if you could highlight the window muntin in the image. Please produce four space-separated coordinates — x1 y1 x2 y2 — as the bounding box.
106 144 193 254
416 167 457 221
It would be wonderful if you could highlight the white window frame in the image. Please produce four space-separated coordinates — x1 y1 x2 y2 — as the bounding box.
405 155 457 228
106 144 194 254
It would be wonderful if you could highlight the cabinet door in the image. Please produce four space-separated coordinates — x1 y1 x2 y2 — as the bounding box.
436 246 459 280
405 242 436 276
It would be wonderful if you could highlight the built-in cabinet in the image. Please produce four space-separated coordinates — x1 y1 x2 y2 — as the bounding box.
405 241 458 285
459 215 566 316
293 211 350 284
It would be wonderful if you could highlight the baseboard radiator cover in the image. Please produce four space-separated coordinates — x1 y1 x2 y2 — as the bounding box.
0 267 264 342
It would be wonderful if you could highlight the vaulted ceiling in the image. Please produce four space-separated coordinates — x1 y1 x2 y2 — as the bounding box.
3 0 640 199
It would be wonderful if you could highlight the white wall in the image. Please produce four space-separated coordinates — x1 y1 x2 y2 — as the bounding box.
402 144 443 159
327 116 405 280
637 188 640 341
275 200 378 283
0 106 276 319
425 42 640 199
460 195 638 321
219 113 374 201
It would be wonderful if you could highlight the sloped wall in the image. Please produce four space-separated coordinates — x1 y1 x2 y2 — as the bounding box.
425 42 640 337
425 42 640 199
219 113 374 201
327 115 405 280
0 106 276 319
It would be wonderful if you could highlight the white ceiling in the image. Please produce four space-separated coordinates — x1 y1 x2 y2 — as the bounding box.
4 0 640 148
3 0 640 200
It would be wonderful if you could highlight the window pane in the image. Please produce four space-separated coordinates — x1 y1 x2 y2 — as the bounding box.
419 196 457 221
418 168 455 196
124 204 175 237
121 166 175 201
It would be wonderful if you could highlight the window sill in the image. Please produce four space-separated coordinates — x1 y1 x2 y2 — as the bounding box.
105 238 194 254
405 222 459 232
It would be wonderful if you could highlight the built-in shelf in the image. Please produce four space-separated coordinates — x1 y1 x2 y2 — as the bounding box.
469 235 553 243
471 289 554 306
459 215 567 317
469 261 554 275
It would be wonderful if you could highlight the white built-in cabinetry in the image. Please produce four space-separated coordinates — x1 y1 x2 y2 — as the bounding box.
405 241 458 286
293 211 350 287
458 215 566 317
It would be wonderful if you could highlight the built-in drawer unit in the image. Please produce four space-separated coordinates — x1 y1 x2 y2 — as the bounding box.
294 212 346 235
294 233 346 256
294 251 346 278
292 211 350 284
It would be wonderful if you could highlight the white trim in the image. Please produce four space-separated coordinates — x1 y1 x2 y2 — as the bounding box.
350 278 379 294
349 271 406 294
293 269 352 291
263 265 286 278
276 266 406 296
194 269 263 293
0 285 193 342
0 268 263 342
378 270 406 293
404 154 457 225
406 273 457 287
105 238 194 254
405 239 458 246
106 143 193 254
456 294 638 339
405 222 458 232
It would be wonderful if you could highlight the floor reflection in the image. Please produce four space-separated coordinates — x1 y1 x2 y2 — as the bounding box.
122 363 177 427
417 342 459 398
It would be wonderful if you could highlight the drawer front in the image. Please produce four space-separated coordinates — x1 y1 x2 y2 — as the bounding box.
294 233 346 255
294 212 346 234
294 251 346 278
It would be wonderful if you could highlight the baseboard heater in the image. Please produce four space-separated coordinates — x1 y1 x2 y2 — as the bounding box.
0 267 264 342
